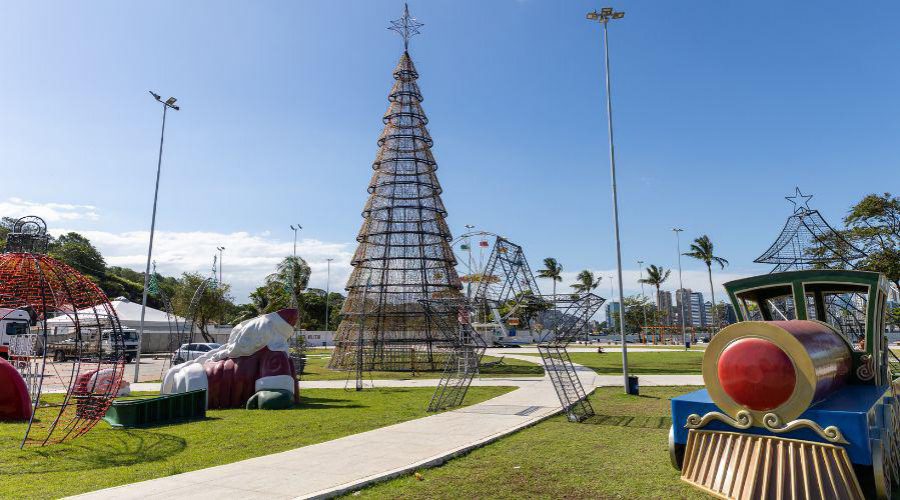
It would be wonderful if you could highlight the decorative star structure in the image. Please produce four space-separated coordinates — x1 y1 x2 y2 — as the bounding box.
785 187 814 214
388 3 424 51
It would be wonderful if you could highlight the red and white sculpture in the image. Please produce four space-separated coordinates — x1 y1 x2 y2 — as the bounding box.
161 309 300 409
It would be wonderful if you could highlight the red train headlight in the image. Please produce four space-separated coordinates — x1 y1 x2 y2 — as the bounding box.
703 320 851 425
717 337 796 411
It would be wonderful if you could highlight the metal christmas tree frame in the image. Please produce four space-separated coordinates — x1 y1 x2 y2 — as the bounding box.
0 216 125 447
754 188 870 344
331 5 463 372
755 187 865 272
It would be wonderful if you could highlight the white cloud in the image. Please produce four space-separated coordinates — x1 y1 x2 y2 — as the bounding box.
0 197 99 222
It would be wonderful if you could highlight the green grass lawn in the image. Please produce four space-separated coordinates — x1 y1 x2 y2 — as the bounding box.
0 386 513 499
300 354 543 381
520 350 703 375
349 386 709 499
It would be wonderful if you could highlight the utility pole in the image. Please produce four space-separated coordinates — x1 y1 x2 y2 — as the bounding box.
673 228 688 349
325 258 333 331
135 91 179 383
216 246 225 284
638 260 648 340
290 224 302 309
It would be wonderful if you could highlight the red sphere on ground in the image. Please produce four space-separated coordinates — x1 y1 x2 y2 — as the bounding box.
717 337 796 411
0 358 32 421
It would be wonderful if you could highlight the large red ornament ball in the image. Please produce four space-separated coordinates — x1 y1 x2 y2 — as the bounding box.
0 358 31 421
717 337 796 411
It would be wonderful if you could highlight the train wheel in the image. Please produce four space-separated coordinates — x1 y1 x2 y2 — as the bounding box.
668 426 685 470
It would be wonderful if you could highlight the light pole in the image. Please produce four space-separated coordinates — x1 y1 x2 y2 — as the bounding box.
673 228 688 349
588 6 629 392
464 224 475 299
216 246 225 284
135 91 179 382
325 258 333 331
638 260 648 340
290 224 302 308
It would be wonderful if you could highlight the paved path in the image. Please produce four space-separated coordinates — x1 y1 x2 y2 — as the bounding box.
72 354 701 500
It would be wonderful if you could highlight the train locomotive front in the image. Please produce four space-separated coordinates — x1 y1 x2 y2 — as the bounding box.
670 269 898 499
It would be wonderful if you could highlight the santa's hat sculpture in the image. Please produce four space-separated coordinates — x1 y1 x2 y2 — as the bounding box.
162 308 301 409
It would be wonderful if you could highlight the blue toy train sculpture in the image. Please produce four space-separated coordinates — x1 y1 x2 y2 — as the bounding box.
670 269 898 499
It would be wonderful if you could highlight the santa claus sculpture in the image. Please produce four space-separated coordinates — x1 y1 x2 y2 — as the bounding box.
161 309 300 410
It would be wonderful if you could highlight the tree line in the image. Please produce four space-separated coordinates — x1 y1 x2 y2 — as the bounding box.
0 218 344 335
535 192 900 332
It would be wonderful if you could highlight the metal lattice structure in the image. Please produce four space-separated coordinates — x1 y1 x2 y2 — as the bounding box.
149 265 182 378
755 188 866 272
421 298 487 411
533 293 605 422
0 216 125 447
330 6 463 372
452 234 543 342
177 277 215 352
754 189 870 345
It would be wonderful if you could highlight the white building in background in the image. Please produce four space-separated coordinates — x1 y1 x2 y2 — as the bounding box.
300 330 335 347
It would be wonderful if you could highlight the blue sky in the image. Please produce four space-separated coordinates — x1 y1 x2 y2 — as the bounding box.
2 1 898 309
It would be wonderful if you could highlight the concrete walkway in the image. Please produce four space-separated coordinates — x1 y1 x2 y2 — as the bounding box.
71 354 701 500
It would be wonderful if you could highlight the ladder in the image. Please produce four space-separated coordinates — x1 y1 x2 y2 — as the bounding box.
427 345 485 412
538 344 594 422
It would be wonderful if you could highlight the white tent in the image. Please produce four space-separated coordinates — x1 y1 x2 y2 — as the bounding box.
46 297 186 330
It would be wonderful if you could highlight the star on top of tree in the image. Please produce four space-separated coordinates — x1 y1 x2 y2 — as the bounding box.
388 3 424 51
785 187 814 214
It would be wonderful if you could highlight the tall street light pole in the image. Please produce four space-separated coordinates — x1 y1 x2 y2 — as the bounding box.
135 91 180 382
325 258 334 331
638 260 648 339
588 7 629 392
673 228 688 349
290 224 302 308
216 246 225 284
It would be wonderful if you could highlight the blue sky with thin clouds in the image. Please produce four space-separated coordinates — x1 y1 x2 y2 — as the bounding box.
2 1 898 307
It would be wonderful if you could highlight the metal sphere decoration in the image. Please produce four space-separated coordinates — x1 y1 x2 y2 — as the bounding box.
0 216 125 447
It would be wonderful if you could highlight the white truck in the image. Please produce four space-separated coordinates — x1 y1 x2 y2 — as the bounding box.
0 308 34 359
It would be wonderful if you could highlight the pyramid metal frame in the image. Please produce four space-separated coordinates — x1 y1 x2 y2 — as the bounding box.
330 10 462 373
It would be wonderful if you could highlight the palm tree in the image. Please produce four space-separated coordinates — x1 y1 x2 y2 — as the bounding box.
638 264 671 323
266 255 311 305
536 257 563 297
571 270 601 294
682 235 729 331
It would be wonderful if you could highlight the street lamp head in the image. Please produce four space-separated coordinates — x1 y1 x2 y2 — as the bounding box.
587 7 624 22
290 225 296 230
672 228 684 232
149 91 161 101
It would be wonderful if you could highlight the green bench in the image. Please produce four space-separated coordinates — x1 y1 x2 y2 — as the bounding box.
103 389 207 428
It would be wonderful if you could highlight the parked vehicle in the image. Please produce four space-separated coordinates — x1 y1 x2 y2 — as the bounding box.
172 343 222 364
48 327 139 363
0 308 33 359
